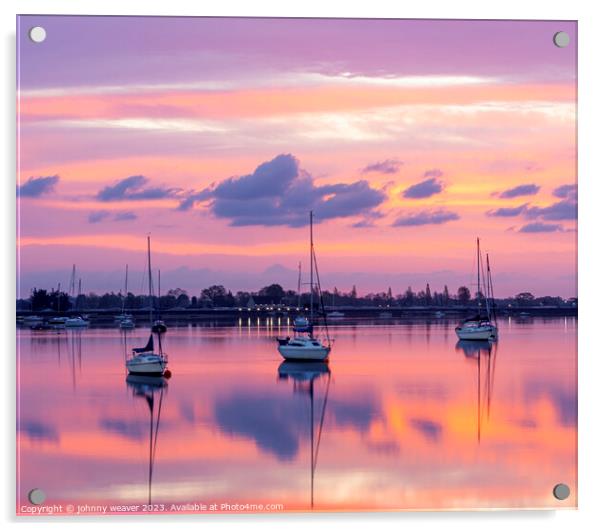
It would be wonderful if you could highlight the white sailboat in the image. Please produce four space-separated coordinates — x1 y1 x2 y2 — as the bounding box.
278 212 332 361
65 316 89 328
455 238 498 341
293 262 313 332
126 236 168 376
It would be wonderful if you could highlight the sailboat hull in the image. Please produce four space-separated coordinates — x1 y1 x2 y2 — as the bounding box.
455 324 497 341
278 344 330 361
126 354 167 375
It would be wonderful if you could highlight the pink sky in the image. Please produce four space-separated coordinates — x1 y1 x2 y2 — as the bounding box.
17 17 577 298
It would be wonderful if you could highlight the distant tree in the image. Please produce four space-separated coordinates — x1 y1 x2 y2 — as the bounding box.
190 296 198 308
515 292 535 306
404 286 415 306
201 285 228 306
176 292 190 307
457 286 471 306
350 285 357 299
224 290 236 307
425 283 432 306
258 284 285 303
29 288 52 311
235 291 251 306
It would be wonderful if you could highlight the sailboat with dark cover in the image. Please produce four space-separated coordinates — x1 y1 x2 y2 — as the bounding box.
126 237 168 375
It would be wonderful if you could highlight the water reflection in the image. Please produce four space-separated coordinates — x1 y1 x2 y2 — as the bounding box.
16 318 577 511
278 361 331 509
455 340 498 443
125 375 168 505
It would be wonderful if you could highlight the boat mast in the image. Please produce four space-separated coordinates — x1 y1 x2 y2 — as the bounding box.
486 254 497 325
297 262 302 309
147 236 153 325
309 211 314 325
476 237 481 316
158 269 162 319
122 264 129 315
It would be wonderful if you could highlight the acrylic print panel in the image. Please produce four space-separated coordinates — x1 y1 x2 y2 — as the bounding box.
16 16 577 515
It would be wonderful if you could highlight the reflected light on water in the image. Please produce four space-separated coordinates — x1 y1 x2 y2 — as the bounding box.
17 318 576 512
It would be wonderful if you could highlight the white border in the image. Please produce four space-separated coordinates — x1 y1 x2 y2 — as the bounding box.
2 1 600 530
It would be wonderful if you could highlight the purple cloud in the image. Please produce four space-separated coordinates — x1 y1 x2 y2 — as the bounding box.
361 159 402 175
526 199 576 221
114 211 137 221
17 175 59 197
89 210 138 223
97 175 179 201
199 154 386 227
487 204 529 217
393 210 459 227
213 154 298 200
519 222 564 233
88 210 111 223
553 183 577 199
403 177 444 199
177 189 214 211
423 168 443 178
498 183 540 199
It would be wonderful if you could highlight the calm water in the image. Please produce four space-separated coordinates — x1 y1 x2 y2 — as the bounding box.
17 317 577 513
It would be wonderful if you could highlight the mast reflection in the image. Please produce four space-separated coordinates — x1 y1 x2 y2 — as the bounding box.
126 374 168 505
455 340 498 443
278 361 331 509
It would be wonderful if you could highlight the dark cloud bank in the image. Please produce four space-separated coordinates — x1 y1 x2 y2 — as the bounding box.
178 154 386 227
18 175 59 197
488 183 576 233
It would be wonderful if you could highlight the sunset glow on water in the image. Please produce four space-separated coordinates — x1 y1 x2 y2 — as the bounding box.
17 318 576 513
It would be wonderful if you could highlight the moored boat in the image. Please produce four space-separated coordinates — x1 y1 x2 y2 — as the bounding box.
278 211 332 361
455 238 499 341
126 236 168 376
65 316 89 328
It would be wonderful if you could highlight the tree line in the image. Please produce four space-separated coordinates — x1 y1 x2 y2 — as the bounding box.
17 283 577 312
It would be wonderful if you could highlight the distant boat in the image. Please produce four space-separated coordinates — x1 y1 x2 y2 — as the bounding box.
126 236 168 376
151 269 167 334
48 316 67 325
117 264 135 329
278 212 332 361
65 316 89 328
435 311 445 318
23 315 43 325
456 238 498 341
293 315 313 333
378 311 393 319
120 317 135 329
327 292 344 319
